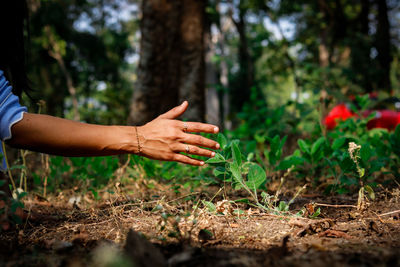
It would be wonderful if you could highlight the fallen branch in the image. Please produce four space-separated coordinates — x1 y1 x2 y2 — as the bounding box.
314 203 357 208
377 209 400 217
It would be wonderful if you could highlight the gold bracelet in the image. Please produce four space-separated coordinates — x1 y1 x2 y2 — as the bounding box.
134 126 141 155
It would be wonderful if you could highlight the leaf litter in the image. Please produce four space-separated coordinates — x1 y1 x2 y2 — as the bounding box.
0 182 400 266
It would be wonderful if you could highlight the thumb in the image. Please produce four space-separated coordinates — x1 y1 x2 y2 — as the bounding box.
158 101 188 120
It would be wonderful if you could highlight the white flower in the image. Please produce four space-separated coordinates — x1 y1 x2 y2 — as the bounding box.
348 142 361 161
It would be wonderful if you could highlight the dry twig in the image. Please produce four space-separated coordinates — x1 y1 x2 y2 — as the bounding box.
377 209 400 217
314 203 357 208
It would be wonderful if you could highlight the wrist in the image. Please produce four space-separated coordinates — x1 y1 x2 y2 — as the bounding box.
134 126 142 155
110 126 139 155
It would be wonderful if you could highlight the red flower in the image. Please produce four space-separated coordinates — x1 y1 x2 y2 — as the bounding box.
324 104 354 130
366 110 400 131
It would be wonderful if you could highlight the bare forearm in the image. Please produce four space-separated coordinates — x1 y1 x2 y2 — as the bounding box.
5 101 219 166
7 113 137 157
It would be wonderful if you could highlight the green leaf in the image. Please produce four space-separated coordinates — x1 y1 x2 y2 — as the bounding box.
233 198 250 204
17 191 28 200
217 133 228 150
247 152 254 162
364 185 375 200
202 200 216 212
298 139 310 154
0 180 5 187
229 162 243 188
254 133 266 143
311 137 325 156
309 207 321 218
205 153 225 164
277 156 303 170
9 165 26 170
270 135 280 153
246 163 266 190
231 141 242 166
278 201 289 212
360 145 372 162
213 166 226 178
278 136 288 156
358 168 365 178
332 137 346 150
10 200 24 213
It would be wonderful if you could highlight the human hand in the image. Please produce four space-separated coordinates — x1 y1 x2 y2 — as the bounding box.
137 101 220 166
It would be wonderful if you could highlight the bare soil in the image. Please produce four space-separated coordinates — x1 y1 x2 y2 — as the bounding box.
1 182 400 267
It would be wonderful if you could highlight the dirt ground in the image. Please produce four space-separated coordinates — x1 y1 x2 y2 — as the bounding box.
1 182 400 267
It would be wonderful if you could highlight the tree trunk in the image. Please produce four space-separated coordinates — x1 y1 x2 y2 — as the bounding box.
351 0 372 92
375 0 392 93
204 15 220 126
129 0 205 125
231 4 253 113
217 4 233 130
179 0 205 122
318 0 331 67
129 0 181 125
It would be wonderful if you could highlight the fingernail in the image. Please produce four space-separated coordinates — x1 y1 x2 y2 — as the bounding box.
200 161 205 166
216 143 220 149
214 127 219 133
211 152 215 157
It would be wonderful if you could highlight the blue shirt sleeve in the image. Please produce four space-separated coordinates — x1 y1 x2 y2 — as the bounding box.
0 70 27 171
0 70 27 141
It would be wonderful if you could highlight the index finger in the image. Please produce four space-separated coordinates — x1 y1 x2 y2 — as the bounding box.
183 122 219 134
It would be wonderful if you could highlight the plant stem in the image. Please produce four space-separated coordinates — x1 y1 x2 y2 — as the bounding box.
2 142 16 192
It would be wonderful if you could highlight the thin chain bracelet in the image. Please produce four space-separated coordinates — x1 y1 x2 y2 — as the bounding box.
134 126 141 155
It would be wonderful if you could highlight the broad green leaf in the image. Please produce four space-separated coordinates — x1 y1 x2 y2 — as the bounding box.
360 145 372 162
298 139 310 154
246 163 266 190
205 153 225 164
332 137 346 150
229 162 243 187
231 141 242 166
217 133 228 150
311 137 325 156
277 156 304 170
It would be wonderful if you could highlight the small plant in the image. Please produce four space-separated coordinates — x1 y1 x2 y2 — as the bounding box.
206 134 306 215
206 134 268 209
348 142 375 210
0 144 27 230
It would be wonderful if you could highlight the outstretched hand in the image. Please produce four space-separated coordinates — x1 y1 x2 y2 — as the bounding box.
137 101 220 166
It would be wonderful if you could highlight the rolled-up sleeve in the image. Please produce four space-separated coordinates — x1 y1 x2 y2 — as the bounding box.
0 70 27 141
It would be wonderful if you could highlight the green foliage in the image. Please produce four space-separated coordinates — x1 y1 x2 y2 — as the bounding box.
277 101 400 194
36 155 119 194
205 134 267 201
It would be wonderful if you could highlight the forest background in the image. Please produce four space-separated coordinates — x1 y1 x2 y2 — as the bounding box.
8 0 400 197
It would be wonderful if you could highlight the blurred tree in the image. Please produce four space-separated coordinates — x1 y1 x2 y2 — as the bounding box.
375 0 392 93
27 0 132 124
128 0 206 125
278 0 394 95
